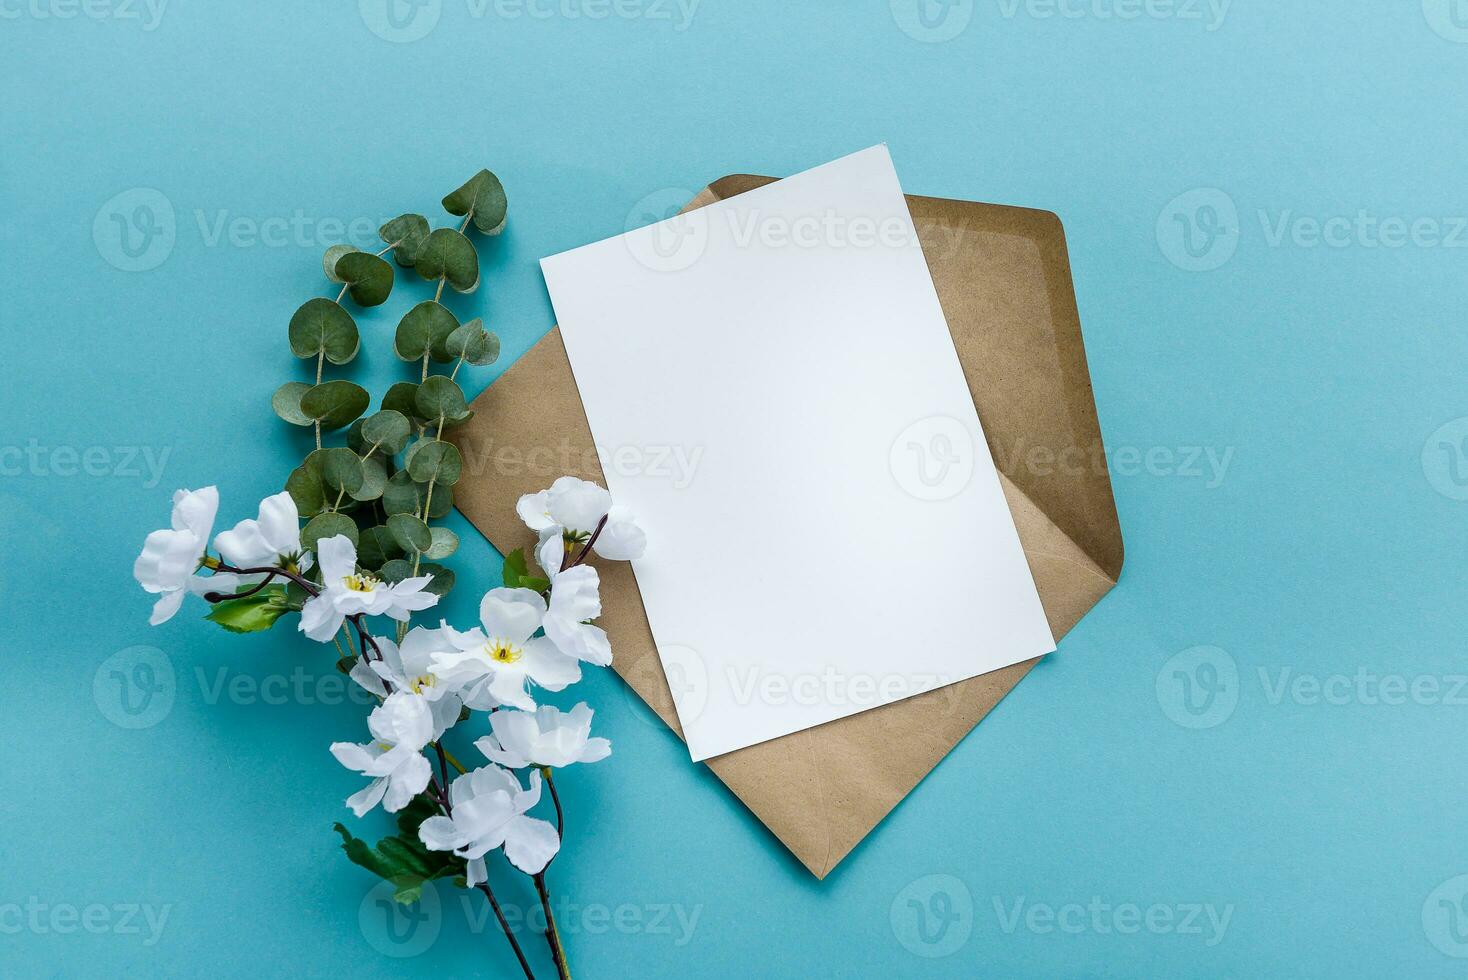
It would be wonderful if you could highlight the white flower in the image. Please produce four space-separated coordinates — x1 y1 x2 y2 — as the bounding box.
418 765 559 880
536 534 612 666
517 476 610 535
475 703 611 770
134 486 220 625
429 589 581 711
299 536 438 643
349 627 463 739
592 505 646 561
214 491 305 570
329 692 434 816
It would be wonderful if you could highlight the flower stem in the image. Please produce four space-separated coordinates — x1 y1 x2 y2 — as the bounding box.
532 873 571 980
477 882 536 980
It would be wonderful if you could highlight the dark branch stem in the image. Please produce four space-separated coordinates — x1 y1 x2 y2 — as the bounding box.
477 882 537 980
564 516 607 571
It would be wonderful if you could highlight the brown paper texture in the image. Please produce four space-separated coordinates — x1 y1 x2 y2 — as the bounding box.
448 175 1123 879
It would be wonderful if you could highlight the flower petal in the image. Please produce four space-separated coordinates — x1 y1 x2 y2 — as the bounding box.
345 777 388 817
479 588 546 646
315 534 357 584
516 491 557 532
503 815 560 875
148 588 187 626
520 637 583 690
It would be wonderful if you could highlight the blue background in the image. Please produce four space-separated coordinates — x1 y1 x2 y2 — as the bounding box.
5 0 1467 976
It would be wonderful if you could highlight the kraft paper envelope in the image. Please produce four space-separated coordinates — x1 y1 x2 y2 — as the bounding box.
448 175 1124 879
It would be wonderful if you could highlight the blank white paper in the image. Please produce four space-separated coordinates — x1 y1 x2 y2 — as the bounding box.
540 145 1056 762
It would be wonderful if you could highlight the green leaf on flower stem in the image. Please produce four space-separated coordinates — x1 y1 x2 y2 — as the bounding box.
414 228 479 293
442 169 508 235
424 482 452 519
285 463 326 517
377 559 414 584
501 547 549 592
205 587 290 634
445 318 499 367
423 526 458 561
332 815 459 906
381 381 424 423
271 381 314 426
301 512 358 553
393 301 460 363
407 441 462 486
334 251 395 307
288 298 359 364
310 446 365 495
387 513 432 553
414 376 472 427
357 525 403 569
322 243 357 283
379 213 430 268
350 455 388 502
300 381 370 431
361 410 412 455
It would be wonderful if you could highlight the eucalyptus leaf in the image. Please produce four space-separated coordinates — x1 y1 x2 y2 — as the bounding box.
382 381 424 423
377 559 414 584
394 301 459 362
379 213 431 268
301 512 359 553
301 380 370 431
271 381 314 426
350 455 388 502
442 169 508 234
445 318 499 367
424 482 452 520
361 410 412 455
335 251 395 307
357 525 404 569
414 228 479 293
407 441 462 486
288 298 359 364
387 514 432 553
382 471 422 517
285 464 326 517
314 446 366 495
423 526 459 560
417 562 455 597
414 376 471 426
323 244 357 283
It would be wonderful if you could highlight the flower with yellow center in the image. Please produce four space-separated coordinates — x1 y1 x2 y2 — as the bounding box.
429 587 581 712
298 535 439 643
347 626 463 741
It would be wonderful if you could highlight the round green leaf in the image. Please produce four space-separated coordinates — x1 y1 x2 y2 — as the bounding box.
301 512 358 554
309 446 365 496
361 410 412 455
415 376 471 426
377 559 414 584
357 525 404 569
323 244 357 283
350 455 388 502
407 441 462 486
285 464 326 518
271 381 314 426
417 562 455 597
382 381 423 422
425 482 453 519
442 169 508 235
379 213 430 268
288 298 359 364
394 301 460 362
382 471 420 516
423 526 459 560
445 318 500 367
301 381 370 431
335 250 395 308
387 514 432 553
414 228 479 293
